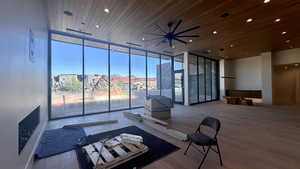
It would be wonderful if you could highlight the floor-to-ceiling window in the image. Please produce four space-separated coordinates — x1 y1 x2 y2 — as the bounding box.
131 49 146 107
147 53 161 96
51 35 83 118
198 57 205 102
161 55 172 98
189 55 198 104
205 59 212 101
110 45 130 110
212 61 218 100
84 41 109 114
188 53 219 105
49 32 174 119
174 54 184 103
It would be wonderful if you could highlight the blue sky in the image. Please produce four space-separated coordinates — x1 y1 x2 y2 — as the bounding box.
51 41 166 78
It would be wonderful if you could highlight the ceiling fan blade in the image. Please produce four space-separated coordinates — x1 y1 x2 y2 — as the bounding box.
169 39 172 47
143 32 164 36
174 37 187 44
176 35 200 38
175 26 200 35
155 24 167 34
155 39 167 47
172 20 182 34
144 37 164 42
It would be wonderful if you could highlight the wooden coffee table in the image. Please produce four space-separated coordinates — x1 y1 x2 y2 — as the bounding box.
82 136 149 169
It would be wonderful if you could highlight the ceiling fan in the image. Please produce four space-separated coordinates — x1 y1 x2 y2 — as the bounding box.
144 19 200 48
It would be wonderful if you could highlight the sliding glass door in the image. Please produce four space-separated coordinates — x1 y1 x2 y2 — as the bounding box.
51 36 83 118
188 53 219 105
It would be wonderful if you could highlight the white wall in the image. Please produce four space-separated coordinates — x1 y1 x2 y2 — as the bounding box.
229 55 263 90
260 52 273 104
0 0 48 169
224 53 273 104
273 48 300 65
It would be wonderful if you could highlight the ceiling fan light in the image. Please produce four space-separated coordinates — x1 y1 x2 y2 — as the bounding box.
104 8 110 13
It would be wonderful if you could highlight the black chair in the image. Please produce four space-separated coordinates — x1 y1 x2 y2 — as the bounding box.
184 116 223 169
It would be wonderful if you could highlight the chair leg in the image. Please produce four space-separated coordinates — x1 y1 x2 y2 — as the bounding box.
216 143 223 166
198 146 211 169
202 146 206 152
184 141 192 155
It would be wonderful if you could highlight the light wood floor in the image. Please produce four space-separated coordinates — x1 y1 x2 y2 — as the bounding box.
33 102 300 169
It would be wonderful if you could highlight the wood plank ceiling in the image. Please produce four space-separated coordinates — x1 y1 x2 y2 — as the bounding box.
47 0 300 59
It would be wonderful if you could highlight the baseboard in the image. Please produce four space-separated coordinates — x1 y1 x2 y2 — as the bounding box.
24 120 48 169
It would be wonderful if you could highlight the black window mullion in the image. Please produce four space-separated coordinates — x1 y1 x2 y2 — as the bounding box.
211 60 213 101
159 54 162 96
146 51 148 96
171 56 175 103
217 60 220 100
204 58 207 101
82 39 85 116
197 56 200 103
108 44 111 112
129 48 131 108
48 32 52 120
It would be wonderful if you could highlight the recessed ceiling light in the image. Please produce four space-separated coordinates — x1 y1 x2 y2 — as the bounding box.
246 18 253 23
142 37 145 41
264 0 270 4
96 25 100 29
213 31 218 35
281 31 287 35
285 40 290 43
230 44 234 48
295 63 299 67
189 39 193 42
274 18 281 23
104 8 110 13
